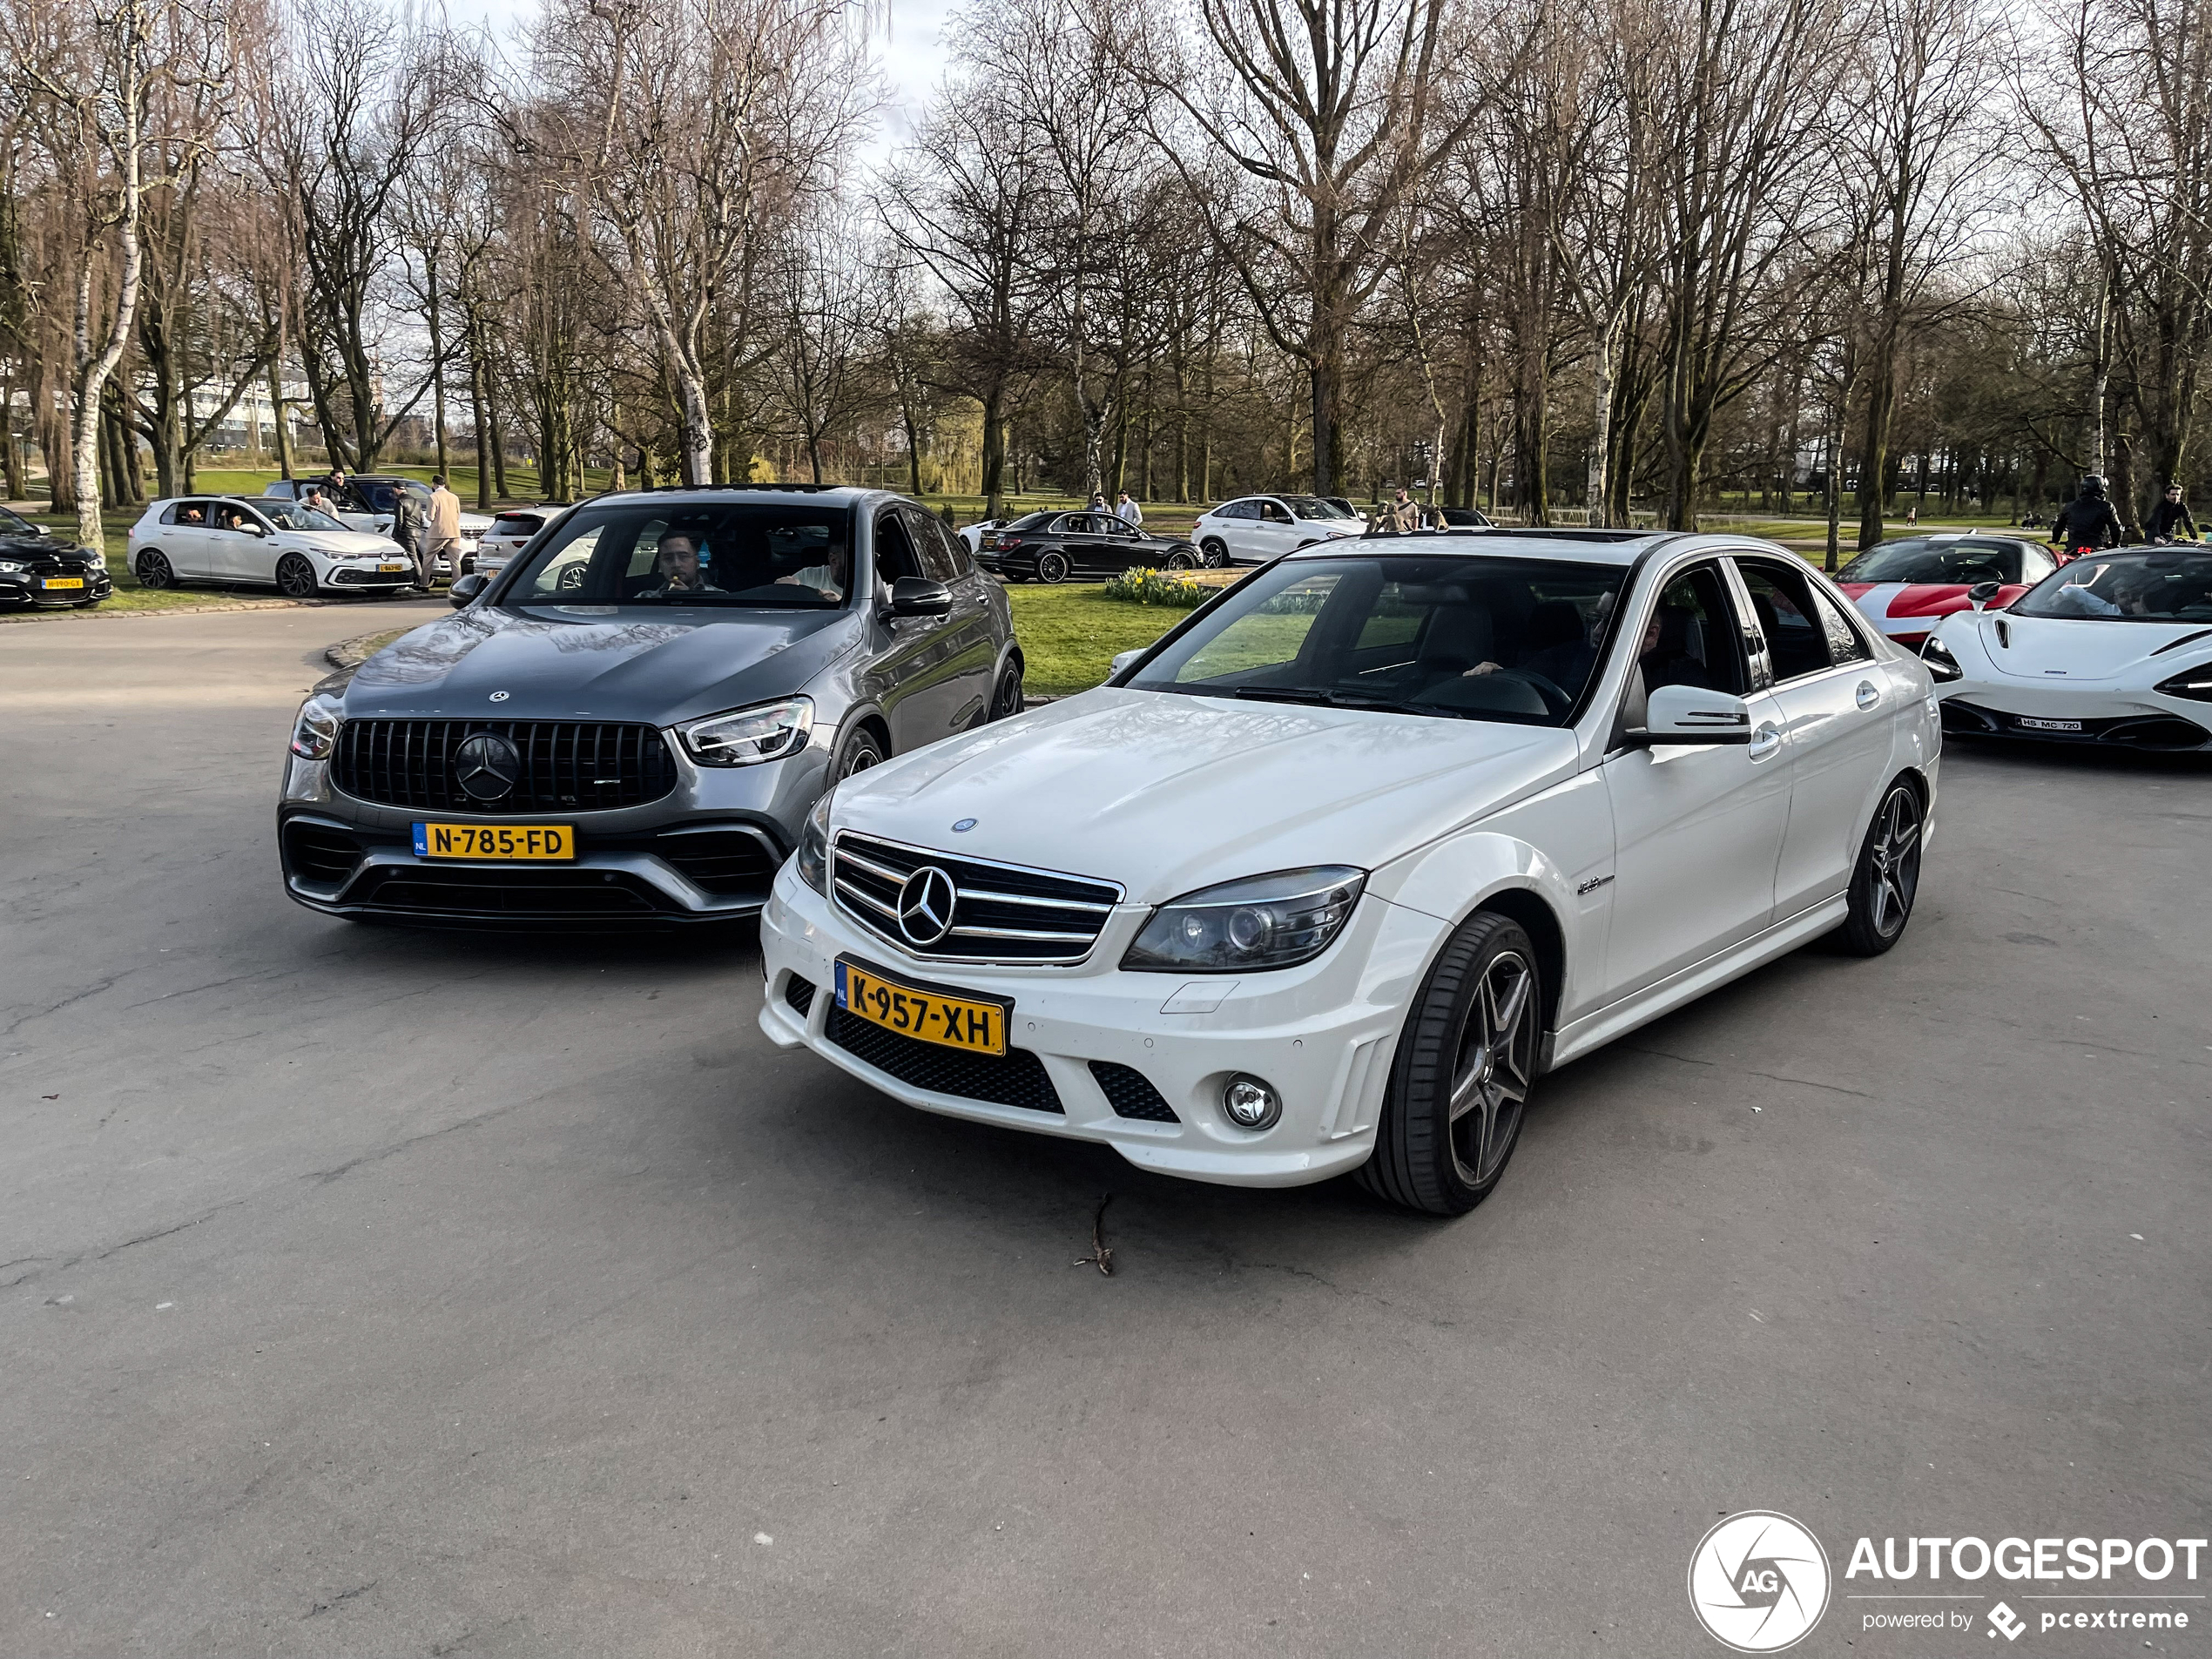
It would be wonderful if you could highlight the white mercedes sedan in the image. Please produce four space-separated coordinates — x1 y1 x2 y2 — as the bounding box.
759 529 1940 1214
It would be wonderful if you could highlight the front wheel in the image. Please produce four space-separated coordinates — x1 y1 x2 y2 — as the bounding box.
1836 778 1923 955
1358 912 1542 1216
136 550 175 590
275 554 319 598
1037 551 1071 584
1162 548 1197 570
833 724 887 781
988 661 1024 721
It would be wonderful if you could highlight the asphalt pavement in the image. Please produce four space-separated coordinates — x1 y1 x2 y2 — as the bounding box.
2 604 2206 1658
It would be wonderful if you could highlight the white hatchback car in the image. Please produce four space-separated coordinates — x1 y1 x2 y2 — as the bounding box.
1191 494 1366 565
128 496 415 597
759 530 1940 1214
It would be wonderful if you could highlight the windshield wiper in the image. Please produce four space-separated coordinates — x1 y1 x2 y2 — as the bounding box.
1231 685 1467 718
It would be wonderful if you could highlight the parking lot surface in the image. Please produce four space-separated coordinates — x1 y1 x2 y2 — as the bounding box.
3 607 2206 1656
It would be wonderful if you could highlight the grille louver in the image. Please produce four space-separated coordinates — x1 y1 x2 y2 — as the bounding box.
330 719 678 813
830 832 1122 964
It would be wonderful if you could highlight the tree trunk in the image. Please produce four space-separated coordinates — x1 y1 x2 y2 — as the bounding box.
427 251 451 480
981 385 1007 518
468 336 492 508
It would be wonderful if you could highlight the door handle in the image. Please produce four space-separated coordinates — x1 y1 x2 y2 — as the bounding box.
1855 680 1880 711
1747 721 1784 760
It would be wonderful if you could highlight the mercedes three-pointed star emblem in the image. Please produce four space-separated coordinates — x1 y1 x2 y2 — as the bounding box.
896 865 958 948
454 732 521 801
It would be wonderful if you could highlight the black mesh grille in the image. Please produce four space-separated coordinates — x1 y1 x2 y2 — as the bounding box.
786 975 816 1016
826 1005 1062 1113
349 866 663 918
330 720 678 813
284 822 363 884
658 829 781 895
832 832 1120 963
1089 1061 1179 1123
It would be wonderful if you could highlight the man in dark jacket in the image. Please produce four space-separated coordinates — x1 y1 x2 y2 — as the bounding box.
2148 482 2198 542
392 489 430 587
2049 475 2124 551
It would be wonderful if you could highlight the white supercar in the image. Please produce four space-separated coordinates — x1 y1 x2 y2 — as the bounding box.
1921 546 2212 753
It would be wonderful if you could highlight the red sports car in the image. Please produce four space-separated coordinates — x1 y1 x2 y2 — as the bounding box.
1836 533 2067 648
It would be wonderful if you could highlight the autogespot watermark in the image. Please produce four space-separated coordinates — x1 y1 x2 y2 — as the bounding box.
1687 1515 2208 1649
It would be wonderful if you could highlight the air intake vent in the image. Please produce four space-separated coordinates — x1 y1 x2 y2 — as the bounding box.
1089 1061 1178 1123
825 1006 1062 1113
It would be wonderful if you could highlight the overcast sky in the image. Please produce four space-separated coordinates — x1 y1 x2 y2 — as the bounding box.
433 0 956 169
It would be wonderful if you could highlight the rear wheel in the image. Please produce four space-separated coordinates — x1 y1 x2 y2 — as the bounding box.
988 661 1024 721
276 554 319 598
1359 912 1541 1216
136 550 175 590
1837 778 1923 955
1036 550 1071 583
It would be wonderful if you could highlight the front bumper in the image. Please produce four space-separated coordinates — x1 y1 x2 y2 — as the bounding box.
0 570 112 607
756 865 1433 1188
1937 683 2211 751
278 735 833 927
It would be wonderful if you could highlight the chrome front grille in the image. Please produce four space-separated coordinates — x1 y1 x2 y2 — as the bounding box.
831 831 1122 963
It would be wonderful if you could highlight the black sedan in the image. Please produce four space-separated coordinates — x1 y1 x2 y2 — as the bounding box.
976 510 1203 583
0 508 111 610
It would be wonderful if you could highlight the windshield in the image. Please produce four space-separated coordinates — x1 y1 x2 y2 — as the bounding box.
505 503 856 607
0 506 37 536
1840 537 2023 584
1124 555 1628 725
260 502 347 533
1279 496 1352 520
2011 550 2212 622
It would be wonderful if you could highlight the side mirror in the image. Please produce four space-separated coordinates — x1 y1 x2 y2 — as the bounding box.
1624 684 1756 746
885 576 952 618
1109 648 1145 679
448 571 487 608
1966 580 2002 610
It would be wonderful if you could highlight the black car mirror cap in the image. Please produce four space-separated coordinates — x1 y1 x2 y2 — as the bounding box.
448 571 488 608
885 576 953 618
1966 579 2002 609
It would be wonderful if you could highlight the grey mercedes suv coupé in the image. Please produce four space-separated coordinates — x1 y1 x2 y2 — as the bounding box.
278 485 1023 928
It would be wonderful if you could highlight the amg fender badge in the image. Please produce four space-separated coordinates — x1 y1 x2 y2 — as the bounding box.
1577 874 1615 895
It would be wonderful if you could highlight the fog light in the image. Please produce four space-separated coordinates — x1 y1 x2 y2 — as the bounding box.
1222 1074 1280 1131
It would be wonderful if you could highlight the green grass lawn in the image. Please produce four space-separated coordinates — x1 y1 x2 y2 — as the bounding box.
1006 584 1192 696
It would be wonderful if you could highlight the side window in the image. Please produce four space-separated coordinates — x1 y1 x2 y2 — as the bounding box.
169 499 210 527
1221 501 1255 521
1735 560 1829 683
1259 501 1293 524
1809 583 1871 663
873 512 923 584
1639 563 1749 696
903 508 964 582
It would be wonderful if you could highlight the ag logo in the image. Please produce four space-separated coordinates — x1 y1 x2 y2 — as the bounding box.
1688 1511 1831 1652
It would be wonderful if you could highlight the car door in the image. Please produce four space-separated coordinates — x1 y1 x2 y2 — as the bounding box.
1102 516 1157 573
158 500 219 578
1598 557 1793 1000
1251 498 1299 562
1729 556 1895 918
1055 512 1109 576
865 507 966 752
206 502 275 583
904 505 997 728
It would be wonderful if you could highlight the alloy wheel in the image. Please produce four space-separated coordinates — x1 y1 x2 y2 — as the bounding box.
1038 552 1070 583
137 550 173 590
276 555 318 597
1866 786 1922 940
1447 949 1537 1189
989 664 1024 721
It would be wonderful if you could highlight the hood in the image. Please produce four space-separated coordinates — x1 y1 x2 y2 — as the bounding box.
291 530 399 557
1970 612 2212 682
830 687 1582 904
340 601 863 725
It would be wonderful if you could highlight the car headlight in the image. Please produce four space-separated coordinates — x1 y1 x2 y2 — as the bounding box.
1122 866 1366 973
289 692 342 759
1920 635 1963 683
0 559 24 575
2154 661 2212 703
797 792 832 894
678 696 813 766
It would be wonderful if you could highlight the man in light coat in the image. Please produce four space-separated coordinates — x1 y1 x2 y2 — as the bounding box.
1116 491 1143 528
427 475 464 584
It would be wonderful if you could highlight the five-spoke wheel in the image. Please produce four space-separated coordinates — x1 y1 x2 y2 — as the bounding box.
1839 779 1923 954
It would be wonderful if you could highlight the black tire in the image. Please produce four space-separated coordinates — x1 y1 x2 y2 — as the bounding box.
276 554 319 598
1037 550 1071 584
988 661 1024 721
1162 548 1197 570
1836 777 1924 955
1358 912 1542 1216
833 723 887 781
136 550 175 590
1198 538 1229 568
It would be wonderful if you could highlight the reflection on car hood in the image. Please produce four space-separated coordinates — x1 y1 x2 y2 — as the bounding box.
341 602 861 724
1966 612 2212 681
291 531 400 556
831 686 1580 905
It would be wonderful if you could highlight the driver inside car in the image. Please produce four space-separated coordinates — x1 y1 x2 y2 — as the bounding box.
642 531 720 596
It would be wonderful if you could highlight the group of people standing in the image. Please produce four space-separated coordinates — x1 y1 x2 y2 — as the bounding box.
2047 475 2198 551
301 467 465 589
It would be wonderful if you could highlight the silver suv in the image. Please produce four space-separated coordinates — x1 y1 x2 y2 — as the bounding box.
278 486 1023 929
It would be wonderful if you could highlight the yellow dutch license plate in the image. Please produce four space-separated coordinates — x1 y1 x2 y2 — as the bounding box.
377 562 407 573
43 577 84 590
835 960 1008 1056
412 821 576 860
